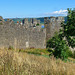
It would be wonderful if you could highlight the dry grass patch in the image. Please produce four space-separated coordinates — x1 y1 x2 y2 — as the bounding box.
0 49 75 75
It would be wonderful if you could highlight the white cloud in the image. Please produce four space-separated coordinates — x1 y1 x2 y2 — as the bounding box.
53 10 67 15
45 9 68 16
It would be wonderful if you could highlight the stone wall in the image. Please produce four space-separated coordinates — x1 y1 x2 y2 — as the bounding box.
0 18 46 49
44 16 64 40
0 16 64 49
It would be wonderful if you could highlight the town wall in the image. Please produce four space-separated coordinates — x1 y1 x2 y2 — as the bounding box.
0 16 64 49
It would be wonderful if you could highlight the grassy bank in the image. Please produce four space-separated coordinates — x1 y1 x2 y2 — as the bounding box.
18 48 50 55
0 49 75 75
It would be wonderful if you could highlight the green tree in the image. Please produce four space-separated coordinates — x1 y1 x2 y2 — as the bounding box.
47 33 71 60
47 8 75 60
60 8 75 48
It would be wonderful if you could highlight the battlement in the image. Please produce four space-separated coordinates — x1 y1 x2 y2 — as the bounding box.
0 16 46 49
44 16 64 40
50 16 56 22
0 17 41 29
44 16 64 23
0 16 64 49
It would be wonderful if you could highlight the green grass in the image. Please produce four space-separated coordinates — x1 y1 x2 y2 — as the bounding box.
18 48 50 56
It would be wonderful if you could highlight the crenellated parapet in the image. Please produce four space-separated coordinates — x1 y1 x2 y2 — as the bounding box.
50 16 56 22
0 16 46 49
0 16 65 49
44 16 64 40
22 18 41 28
1 17 41 29
56 16 64 22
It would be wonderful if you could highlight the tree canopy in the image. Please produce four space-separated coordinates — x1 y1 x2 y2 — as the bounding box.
47 8 75 60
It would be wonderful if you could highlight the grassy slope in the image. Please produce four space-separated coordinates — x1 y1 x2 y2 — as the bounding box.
0 49 75 75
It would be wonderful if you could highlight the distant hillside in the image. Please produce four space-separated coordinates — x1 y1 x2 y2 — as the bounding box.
37 17 44 24
4 18 24 23
4 16 67 24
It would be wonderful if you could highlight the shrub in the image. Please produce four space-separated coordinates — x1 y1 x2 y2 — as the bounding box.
66 49 73 57
36 23 39 26
47 8 75 60
8 46 14 50
47 48 54 56
73 51 75 58
47 33 72 60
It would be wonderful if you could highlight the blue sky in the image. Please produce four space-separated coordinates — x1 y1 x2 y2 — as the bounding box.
0 0 75 18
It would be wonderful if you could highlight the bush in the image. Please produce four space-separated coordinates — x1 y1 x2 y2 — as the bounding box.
67 49 73 57
73 51 75 58
47 48 54 56
36 24 39 26
47 33 72 60
8 46 14 50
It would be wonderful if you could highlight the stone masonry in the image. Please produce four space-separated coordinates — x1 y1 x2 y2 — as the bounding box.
44 16 64 40
0 16 64 49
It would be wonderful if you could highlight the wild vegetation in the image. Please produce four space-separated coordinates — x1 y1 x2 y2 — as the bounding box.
0 49 75 75
0 8 75 75
18 48 50 56
47 8 75 60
